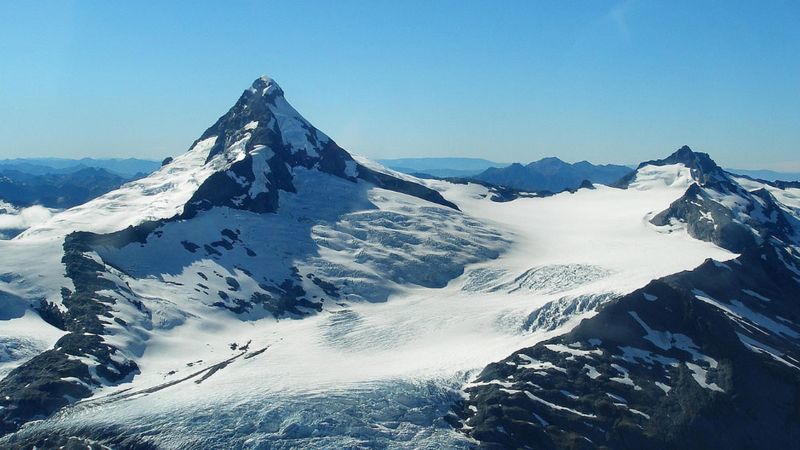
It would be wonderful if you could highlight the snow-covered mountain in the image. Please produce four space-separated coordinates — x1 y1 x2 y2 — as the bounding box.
459 147 800 449
0 77 797 449
0 76 500 437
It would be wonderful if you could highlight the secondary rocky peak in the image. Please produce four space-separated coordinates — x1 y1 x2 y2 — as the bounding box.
645 144 798 252
646 145 725 186
665 145 719 170
614 145 729 189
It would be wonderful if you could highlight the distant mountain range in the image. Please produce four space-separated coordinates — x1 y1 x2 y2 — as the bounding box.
0 158 163 216
0 157 161 178
473 157 633 193
379 157 800 189
0 167 136 209
378 157 633 192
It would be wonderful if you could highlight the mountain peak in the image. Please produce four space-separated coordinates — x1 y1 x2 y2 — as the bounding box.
176 76 459 216
253 74 278 87
531 156 567 166
196 74 326 163
246 75 284 100
661 145 725 186
620 145 726 188
665 145 717 169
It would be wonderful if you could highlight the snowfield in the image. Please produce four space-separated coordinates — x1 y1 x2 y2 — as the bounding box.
19 136 221 240
0 160 736 447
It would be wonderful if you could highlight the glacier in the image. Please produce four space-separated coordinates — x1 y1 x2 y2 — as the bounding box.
0 78 742 448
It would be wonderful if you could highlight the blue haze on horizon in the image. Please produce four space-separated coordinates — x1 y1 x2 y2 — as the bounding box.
0 1 798 170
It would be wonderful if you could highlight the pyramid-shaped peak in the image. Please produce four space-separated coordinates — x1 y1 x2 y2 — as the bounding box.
196 74 321 161
182 75 458 215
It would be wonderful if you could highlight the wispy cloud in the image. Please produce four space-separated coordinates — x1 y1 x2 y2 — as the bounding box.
606 0 638 41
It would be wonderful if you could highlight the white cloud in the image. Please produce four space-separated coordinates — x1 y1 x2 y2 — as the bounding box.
0 203 55 238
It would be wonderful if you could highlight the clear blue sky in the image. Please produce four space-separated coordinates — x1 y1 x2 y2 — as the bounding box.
1 1 798 170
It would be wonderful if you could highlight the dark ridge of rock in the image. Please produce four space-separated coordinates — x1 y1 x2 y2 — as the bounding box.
0 234 142 435
651 178 798 253
356 165 459 210
461 241 800 449
651 183 756 252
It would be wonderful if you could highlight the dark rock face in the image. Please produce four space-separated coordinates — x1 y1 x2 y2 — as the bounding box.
474 157 632 192
652 184 773 253
461 147 800 449
461 244 800 449
0 234 140 435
